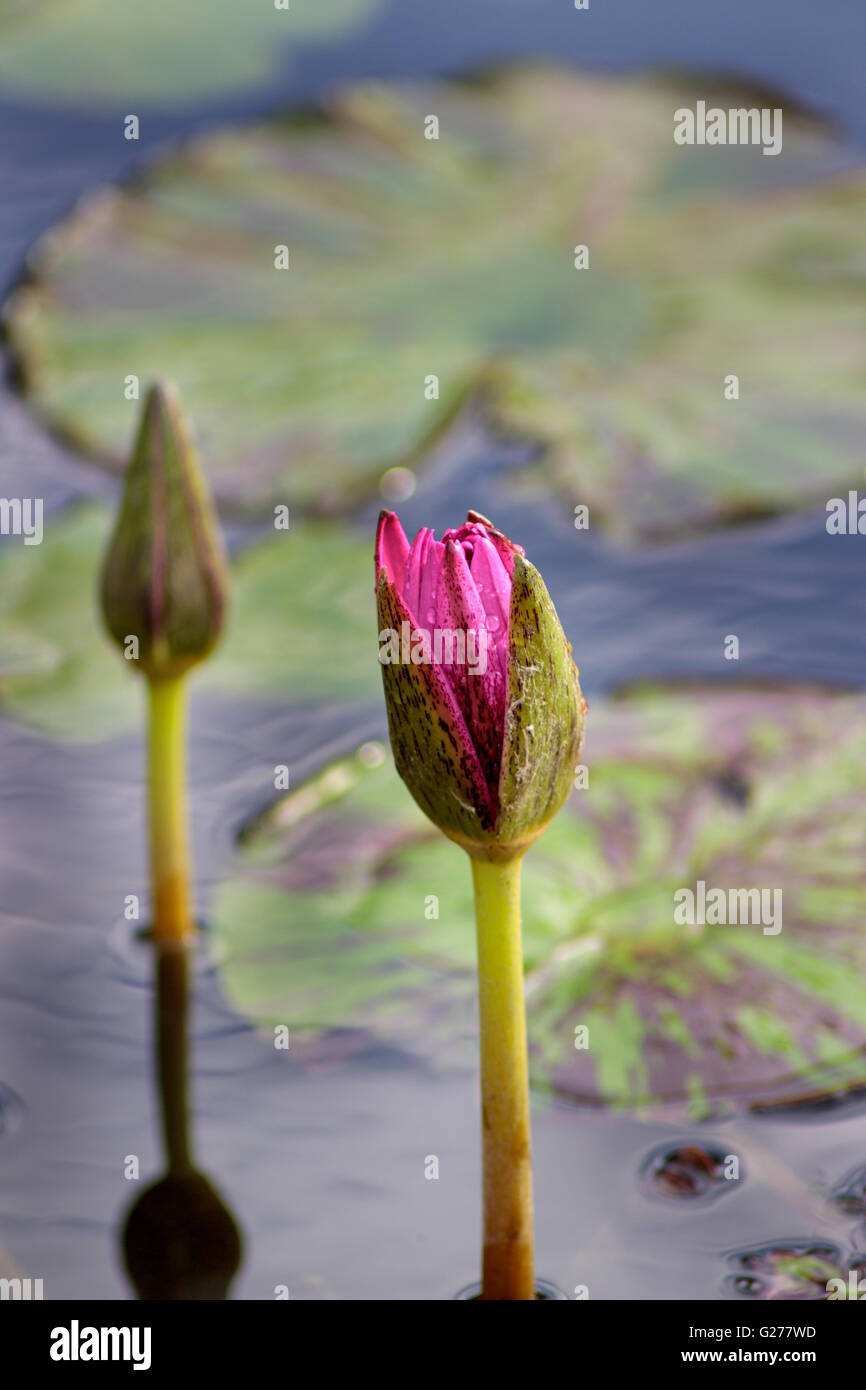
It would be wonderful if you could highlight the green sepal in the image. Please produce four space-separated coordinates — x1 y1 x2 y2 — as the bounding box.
496 555 586 849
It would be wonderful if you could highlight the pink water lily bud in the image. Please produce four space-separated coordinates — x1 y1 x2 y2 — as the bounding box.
375 510 586 859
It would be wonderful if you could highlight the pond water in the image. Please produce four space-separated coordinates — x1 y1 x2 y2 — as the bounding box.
1 0 865 1299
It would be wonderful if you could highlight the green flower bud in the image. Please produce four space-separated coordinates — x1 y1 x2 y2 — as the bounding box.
100 382 228 679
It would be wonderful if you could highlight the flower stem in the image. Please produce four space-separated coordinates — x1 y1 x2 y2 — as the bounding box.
470 854 535 1300
147 674 193 945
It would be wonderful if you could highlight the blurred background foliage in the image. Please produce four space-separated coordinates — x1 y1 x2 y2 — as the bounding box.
0 0 382 104
6 68 866 542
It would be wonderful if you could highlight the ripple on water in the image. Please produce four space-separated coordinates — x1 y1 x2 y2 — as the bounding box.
106 916 227 988
0 1081 25 1139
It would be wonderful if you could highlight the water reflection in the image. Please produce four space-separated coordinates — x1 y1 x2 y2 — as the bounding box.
122 940 242 1300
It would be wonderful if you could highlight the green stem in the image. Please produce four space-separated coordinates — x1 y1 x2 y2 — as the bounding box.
147 674 193 945
147 673 195 1174
470 854 535 1300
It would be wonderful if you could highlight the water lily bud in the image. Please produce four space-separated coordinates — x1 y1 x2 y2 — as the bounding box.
375 510 586 860
100 382 228 679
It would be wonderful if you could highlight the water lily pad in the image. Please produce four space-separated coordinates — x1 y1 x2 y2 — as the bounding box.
5 69 866 536
211 686 866 1114
0 503 377 739
0 0 381 106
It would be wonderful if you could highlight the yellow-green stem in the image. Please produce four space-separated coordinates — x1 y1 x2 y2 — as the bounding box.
147 675 193 945
471 854 534 1300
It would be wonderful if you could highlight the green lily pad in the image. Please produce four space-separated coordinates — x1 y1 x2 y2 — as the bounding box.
0 503 377 740
0 0 381 106
211 686 866 1114
6 69 866 536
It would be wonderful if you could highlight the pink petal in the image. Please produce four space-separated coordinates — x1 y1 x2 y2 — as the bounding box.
417 537 445 627
374 509 521 813
465 510 524 576
436 540 506 807
436 539 486 647
468 535 511 682
381 575 496 829
403 528 434 623
375 511 409 593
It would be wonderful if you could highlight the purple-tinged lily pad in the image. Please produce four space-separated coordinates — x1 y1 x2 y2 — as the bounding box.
211 686 866 1115
5 69 865 537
